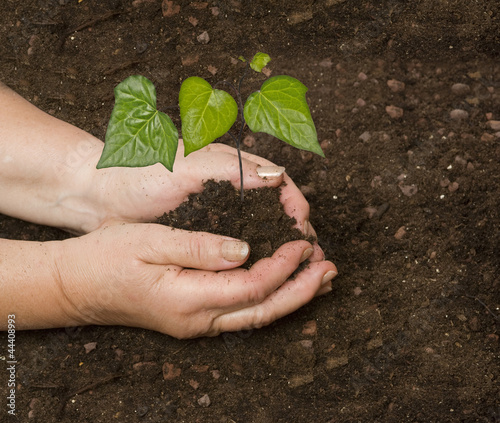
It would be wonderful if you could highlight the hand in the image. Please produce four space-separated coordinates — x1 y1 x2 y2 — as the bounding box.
86 141 324 261
53 223 337 338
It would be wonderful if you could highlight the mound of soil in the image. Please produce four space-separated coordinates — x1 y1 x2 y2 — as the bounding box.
157 180 308 269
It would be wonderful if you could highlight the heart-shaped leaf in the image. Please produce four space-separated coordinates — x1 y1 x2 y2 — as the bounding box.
249 52 271 73
179 77 238 155
97 75 179 171
244 75 324 157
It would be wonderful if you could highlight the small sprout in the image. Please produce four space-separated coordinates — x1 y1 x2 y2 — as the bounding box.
248 52 271 73
97 52 324 199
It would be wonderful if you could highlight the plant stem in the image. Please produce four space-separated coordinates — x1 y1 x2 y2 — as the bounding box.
227 131 244 202
215 63 250 202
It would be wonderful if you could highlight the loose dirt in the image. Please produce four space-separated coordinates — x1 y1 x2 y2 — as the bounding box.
0 1 498 422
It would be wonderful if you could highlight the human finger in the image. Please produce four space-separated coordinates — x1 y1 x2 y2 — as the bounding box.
177 240 314 311
212 259 338 334
135 224 250 270
179 141 286 190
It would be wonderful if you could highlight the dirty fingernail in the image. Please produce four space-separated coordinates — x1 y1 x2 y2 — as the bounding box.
257 165 285 179
315 285 333 297
300 247 314 263
222 240 250 261
321 270 337 286
303 219 318 240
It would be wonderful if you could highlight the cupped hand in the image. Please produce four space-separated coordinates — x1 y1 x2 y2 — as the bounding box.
87 141 324 260
53 223 337 338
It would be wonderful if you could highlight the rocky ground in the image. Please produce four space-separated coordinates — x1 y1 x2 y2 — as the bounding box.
0 1 499 422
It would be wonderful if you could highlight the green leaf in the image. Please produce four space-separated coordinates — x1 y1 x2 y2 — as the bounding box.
243 75 324 157
97 75 179 171
179 77 238 155
249 52 271 73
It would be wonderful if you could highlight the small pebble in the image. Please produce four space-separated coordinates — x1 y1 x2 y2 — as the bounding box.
364 206 378 218
394 226 407 240
358 72 368 81
448 181 459 192
300 340 314 349
197 31 210 44
300 150 313 162
356 98 366 107
386 105 403 119
136 406 149 417
387 79 405 92
487 120 500 131
133 362 157 372
198 394 211 407
302 320 317 336
288 10 313 25
399 183 418 197
481 133 495 142
326 355 349 369
451 83 470 95
181 54 199 66
135 42 148 54
319 58 333 68
450 109 469 121
162 362 181 380
440 178 450 188
84 342 97 354
262 67 272 77
191 2 208 9
162 0 180 17
371 176 382 188
359 131 371 142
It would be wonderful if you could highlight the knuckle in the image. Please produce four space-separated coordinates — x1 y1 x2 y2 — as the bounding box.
186 235 207 263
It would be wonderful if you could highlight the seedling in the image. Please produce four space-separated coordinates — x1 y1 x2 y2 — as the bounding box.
97 53 324 199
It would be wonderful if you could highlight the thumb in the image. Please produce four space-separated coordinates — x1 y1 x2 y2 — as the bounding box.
137 224 250 271
180 142 286 190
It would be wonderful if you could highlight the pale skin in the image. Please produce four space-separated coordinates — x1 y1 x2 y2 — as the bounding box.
0 82 337 339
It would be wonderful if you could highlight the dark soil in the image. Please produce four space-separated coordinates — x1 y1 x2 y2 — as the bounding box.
1 1 499 422
157 180 307 269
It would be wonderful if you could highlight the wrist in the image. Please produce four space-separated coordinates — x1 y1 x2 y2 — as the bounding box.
47 237 101 326
50 138 109 234
0 239 88 330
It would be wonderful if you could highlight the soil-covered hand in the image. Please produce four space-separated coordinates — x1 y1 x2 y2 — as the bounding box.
52 223 337 338
86 142 324 261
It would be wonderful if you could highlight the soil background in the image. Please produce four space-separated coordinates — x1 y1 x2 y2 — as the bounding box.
1 1 499 422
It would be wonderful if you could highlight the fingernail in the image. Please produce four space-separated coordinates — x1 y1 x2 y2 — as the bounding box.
300 247 314 263
257 165 285 179
303 219 317 240
222 240 250 262
315 285 333 297
321 270 337 286
303 219 310 235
